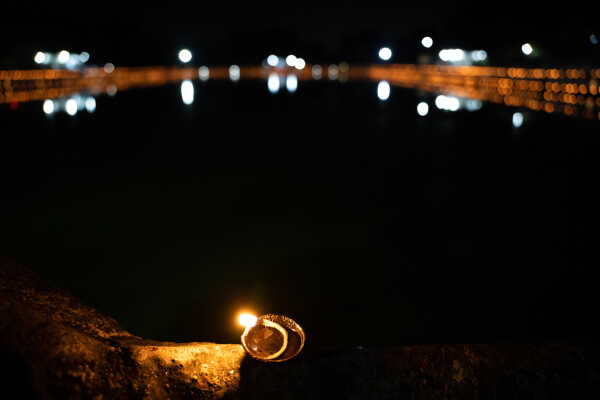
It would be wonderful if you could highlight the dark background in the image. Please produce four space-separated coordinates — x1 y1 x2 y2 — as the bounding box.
1 6 600 347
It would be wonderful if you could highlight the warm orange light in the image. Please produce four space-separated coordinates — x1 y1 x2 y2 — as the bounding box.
238 313 258 328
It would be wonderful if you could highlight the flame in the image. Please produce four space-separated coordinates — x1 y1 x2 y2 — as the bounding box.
238 313 257 328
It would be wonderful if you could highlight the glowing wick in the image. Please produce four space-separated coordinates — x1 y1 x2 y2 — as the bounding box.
238 313 258 328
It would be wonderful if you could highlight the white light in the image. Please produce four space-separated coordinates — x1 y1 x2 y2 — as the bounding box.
229 65 240 81
435 95 460 111
57 50 70 64
286 74 298 93
181 80 194 105
521 43 533 55
417 102 429 116
79 52 90 63
285 55 297 67
328 64 339 80
421 37 433 48
65 99 78 116
104 63 115 73
34 51 47 64
238 313 257 328
43 99 54 115
465 99 482 111
312 64 322 80
107 85 117 96
267 73 280 94
199 66 210 81
512 112 524 128
266 55 279 67
439 49 465 62
590 34 598 45
378 47 392 61
377 81 391 101
85 97 96 113
295 57 306 70
178 49 192 63
470 50 487 62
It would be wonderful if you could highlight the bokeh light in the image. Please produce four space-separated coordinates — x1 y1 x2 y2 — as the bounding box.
178 49 192 63
377 81 390 101
378 47 392 61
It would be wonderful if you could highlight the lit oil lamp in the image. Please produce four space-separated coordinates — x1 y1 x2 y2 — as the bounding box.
237 313 305 362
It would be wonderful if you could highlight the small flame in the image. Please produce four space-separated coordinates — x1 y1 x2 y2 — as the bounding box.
238 313 258 328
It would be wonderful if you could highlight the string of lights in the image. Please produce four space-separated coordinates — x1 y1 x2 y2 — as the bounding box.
1 64 599 120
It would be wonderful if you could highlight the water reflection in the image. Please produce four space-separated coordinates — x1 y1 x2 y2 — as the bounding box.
181 80 194 105
2 63 600 122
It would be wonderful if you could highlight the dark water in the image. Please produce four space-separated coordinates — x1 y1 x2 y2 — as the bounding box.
1 79 598 346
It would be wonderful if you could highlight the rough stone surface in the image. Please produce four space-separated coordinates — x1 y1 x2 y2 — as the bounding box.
1 257 598 399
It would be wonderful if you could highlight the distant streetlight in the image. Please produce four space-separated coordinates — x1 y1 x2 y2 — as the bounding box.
378 47 392 61
521 43 533 56
421 37 433 48
178 49 192 63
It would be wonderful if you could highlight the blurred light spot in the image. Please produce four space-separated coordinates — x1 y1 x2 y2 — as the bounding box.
104 63 115 73
421 37 433 48
181 80 194 105
65 99 78 116
178 49 192 63
521 43 533 55
57 50 70 64
43 99 54 115
199 66 210 81
377 81 390 101
339 62 349 73
312 65 322 80
266 55 279 67
79 52 90 63
34 51 47 64
295 57 306 70
439 49 465 62
435 95 460 111
107 85 117 96
328 64 339 80
378 47 392 61
267 73 280 93
85 97 96 113
465 99 482 111
238 313 257 328
470 50 487 62
512 112 524 127
417 102 429 116
286 74 298 93
229 65 240 81
285 55 297 67
591 34 598 45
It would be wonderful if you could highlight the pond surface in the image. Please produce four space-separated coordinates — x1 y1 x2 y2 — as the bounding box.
1 79 598 346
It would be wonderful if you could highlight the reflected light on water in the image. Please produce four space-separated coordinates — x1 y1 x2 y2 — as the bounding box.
199 66 210 81
181 80 194 105
328 65 339 80
229 65 240 82
513 112 524 127
312 65 322 80
65 98 78 116
417 102 429 116
267 73 280 94
377 81 390 101
435 95 460 111
43 99 54 115
286 74 298 93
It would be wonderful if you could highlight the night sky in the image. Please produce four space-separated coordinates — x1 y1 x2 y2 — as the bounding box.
2 6 600 348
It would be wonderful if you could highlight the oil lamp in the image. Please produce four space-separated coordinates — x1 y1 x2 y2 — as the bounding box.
237 313 305 362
